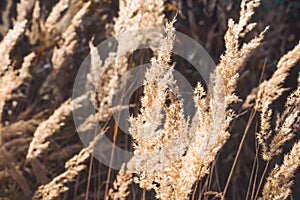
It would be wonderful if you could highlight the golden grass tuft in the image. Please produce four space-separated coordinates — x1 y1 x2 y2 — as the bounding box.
0 0 299 199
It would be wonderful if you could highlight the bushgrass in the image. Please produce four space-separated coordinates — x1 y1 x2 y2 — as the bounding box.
0 0 299 199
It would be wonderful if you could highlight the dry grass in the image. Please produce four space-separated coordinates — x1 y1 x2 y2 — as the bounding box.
0 0 299 199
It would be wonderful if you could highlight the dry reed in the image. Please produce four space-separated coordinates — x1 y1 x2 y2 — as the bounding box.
0 0 299 199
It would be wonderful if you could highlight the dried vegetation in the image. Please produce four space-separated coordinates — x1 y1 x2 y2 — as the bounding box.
0 0 299 199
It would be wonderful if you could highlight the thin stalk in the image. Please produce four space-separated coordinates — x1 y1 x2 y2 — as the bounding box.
223 108 256 197
104 122 119 198
85 155 94 200
246 144 259 200
254 161 270 200
192 180 199 200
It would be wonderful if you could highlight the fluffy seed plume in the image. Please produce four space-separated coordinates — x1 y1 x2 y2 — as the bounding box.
260 140 300 200
255 41 300 160
112 0 269 199
33 128 107 199
26 95 87 160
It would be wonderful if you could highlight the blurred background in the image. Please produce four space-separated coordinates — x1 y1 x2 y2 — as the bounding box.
0 0 299 199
